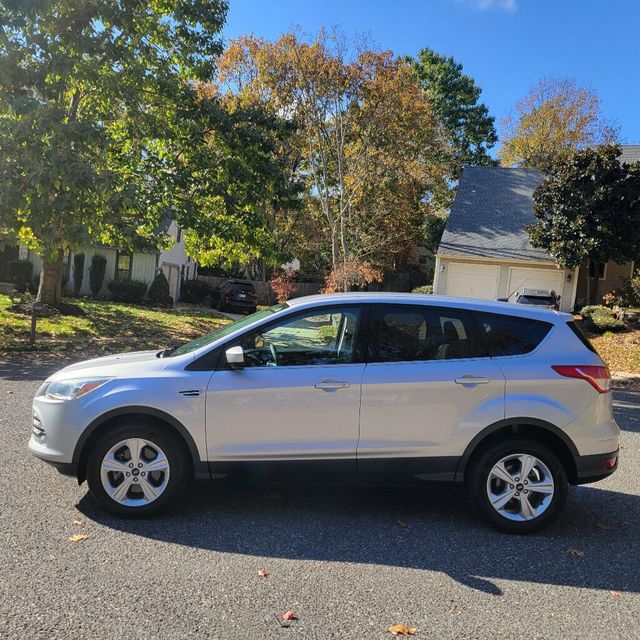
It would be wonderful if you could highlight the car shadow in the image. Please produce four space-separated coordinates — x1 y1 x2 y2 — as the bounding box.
77 481 639 596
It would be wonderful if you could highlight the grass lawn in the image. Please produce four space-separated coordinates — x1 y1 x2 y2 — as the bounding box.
0 294 230 359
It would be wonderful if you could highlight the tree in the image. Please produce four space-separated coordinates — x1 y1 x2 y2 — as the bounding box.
0 0 228 305
217 32 452 289
528 145 640 304
406 48 497 170
499 78 618 171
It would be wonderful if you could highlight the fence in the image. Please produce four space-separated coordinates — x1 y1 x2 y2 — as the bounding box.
197 275 323 305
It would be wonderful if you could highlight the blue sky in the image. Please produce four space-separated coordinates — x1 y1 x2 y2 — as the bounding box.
223 0 640 149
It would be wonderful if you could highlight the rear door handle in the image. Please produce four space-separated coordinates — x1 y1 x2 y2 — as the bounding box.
455 376 489 385
315 379 350 390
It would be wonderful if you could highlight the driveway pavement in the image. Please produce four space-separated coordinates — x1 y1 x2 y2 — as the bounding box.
1 362 639 639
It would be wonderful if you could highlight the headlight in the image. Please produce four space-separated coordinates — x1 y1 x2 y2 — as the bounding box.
45 378 110 401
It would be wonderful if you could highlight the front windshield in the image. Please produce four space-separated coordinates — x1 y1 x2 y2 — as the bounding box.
168 304 288 357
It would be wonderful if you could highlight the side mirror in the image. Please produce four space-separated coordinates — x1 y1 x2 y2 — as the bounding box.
225 345 245 370
557 295 561 301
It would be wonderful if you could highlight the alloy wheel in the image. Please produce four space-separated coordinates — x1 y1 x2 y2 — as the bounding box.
486 453 555 522
99 438 171 507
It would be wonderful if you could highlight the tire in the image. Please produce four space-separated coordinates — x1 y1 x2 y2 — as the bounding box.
86 420 189 517
467 439 568 534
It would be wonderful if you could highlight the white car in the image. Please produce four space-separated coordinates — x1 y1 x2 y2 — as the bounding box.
28 293 619 533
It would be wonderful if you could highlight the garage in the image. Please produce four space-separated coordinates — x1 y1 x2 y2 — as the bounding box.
508 266 565 301
446 262 499 300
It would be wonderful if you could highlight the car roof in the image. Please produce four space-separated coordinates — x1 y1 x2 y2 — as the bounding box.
285 292 570 322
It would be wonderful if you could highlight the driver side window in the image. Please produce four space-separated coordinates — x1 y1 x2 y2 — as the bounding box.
237 306 362 368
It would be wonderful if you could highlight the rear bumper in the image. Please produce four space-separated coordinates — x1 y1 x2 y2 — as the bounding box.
573 448 619 484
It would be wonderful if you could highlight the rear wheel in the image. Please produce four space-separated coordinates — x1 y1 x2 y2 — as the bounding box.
86 421 189 517
467 439 568 534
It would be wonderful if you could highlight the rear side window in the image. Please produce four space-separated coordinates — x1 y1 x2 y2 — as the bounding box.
566 320 598 354
369 305 483 363
475 312 552 357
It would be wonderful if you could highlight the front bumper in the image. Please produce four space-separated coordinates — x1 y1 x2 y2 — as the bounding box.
573 448 619 484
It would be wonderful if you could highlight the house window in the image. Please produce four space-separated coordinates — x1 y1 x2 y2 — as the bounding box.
588 261 607 280
116 251 133 282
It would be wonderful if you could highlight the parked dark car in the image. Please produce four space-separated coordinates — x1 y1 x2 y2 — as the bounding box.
217 279 258 314
514 288 561 310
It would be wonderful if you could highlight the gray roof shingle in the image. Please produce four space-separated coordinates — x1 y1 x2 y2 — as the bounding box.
437 166 552 262
619 145 640 165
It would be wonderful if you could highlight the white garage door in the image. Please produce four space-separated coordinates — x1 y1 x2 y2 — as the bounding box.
508 267 564 300
446 262 499 300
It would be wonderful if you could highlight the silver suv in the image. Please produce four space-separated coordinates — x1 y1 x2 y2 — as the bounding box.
28 293 619 533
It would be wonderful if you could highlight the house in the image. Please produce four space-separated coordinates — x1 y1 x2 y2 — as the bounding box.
433 156 639 312
4 219 196 303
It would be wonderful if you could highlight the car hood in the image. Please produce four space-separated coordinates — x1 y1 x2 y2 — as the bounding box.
46 350 170 381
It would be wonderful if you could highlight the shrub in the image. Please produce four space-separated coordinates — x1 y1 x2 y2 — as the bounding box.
580 305 611 318
107 279 147 302
148 271 172 306
181 278 213 303
616 270 640 308
72 253 85 296
8 259 34 292
581 305 625 333
89 254 107 296
269 268 296 303
411 285 433 295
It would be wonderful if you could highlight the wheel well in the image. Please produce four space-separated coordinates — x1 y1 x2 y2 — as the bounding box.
460 423 577 483
76 413 196 484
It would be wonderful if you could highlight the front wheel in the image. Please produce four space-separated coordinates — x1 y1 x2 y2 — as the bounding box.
467 439 568 534
86 422 189 517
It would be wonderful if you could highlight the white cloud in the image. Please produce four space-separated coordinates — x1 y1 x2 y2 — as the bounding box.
460 0 518 11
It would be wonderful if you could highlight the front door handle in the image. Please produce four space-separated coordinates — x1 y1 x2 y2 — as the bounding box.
455 376 489 385
315 379 350 390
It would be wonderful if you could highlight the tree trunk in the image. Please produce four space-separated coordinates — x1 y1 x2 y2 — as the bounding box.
592 261 600 305
37 250 64 306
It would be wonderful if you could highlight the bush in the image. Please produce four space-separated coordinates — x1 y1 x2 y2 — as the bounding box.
8 259 34 292
148 271 172 306
72 253 85 296
411 284 433 295
181 278 213 303
580 305 611 318
269 268 296 303
107 279 147 302
581 305 625 333
89 254 107 296
616 270 640 308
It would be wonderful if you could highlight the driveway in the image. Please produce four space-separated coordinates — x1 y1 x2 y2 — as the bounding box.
1 362 639 639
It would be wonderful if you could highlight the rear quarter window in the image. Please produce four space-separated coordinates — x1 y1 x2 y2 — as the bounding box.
566 320 598 354
474 312 553 357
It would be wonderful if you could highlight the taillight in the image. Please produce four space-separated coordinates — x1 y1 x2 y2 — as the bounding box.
224 292 233 300
551 365 611 393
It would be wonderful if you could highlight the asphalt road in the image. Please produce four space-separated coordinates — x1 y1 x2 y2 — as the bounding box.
1 361 639 640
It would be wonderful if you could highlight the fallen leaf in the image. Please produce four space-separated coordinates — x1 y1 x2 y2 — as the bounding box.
595 521 614 530
388 623 417 636
68 534 89 543
609 590 621 598
6 390 14 394
280 610 297 621
257 568 269 577
397 520 408 528
567 548 585 557
73 519 84 526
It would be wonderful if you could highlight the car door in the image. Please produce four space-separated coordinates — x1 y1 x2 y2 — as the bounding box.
205 304 365 482
358 303 505 482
